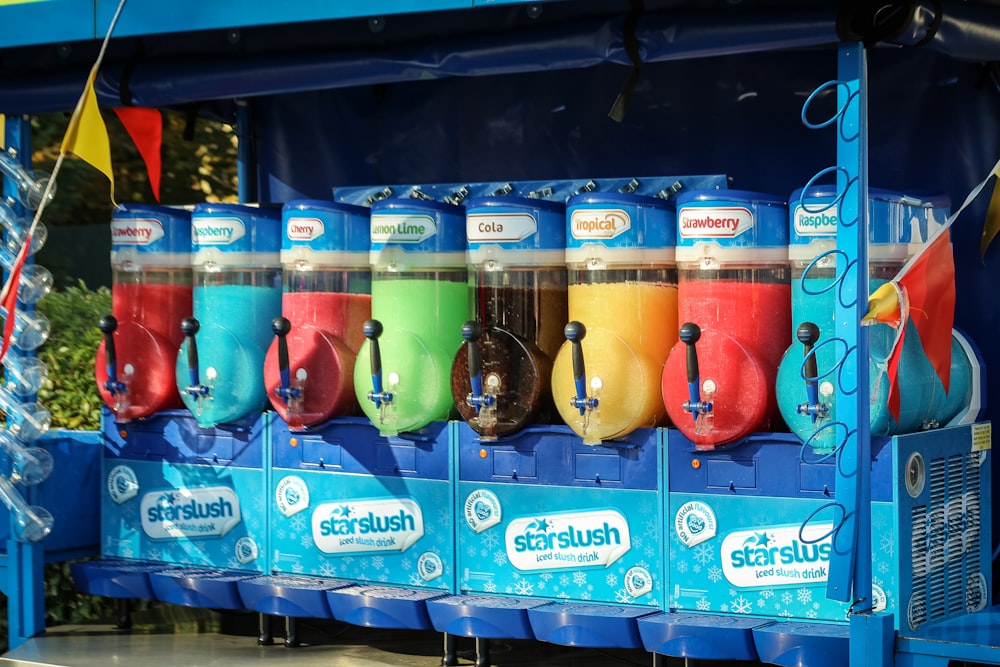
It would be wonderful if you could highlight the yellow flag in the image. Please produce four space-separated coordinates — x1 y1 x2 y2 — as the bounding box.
980 171 1000 259
61 69 115 203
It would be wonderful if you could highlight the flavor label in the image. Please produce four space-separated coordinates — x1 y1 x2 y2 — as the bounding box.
674 500 717 547
370 214 437 243
111 218 165 246
678 206 753 238
192 217 247 245
140 486 242 539
467 212 537 242
793 204 839 236
286 216 325 242
275 475 310 517
464 488 502 533
570 208 630 240
505 508 630 571
311 497 424 554
106 465 139 505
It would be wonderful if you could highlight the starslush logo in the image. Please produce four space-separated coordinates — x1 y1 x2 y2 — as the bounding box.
678 206 753 238
370 214 437 244
721 524 832 588
311 497 424 555
192 217 246 245
111 218 165 245
570 209 630 240
505 509 630 571
793 205 838 236
140 486 241 539
286 216 325 242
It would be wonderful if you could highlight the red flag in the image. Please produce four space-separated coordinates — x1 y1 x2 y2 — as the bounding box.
886 229 955 421
0 235 29 362
114 107 163 202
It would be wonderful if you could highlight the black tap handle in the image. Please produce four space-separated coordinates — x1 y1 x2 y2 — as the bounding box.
273 317 292 388
180 317 201 382
363 319 384 378
797 321 820 381
679 322 701 384
98 315 118 368
461 320 483 381
564 321 587 383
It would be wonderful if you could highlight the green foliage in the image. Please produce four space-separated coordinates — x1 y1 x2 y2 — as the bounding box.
34 281 111 430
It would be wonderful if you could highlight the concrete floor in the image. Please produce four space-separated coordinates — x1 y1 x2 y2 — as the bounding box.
0 618 668 667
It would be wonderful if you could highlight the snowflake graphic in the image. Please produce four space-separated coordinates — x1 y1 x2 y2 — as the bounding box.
797 587 813 605
482 530 500 550
606 573 618 588
757 598 766 608
408 572 425 587
559 574 570 587
514 579 534 596
781 591 793 605
573 571 587 586
467 545 478 557
872 511 887 530
291 562 305 574
277 529 287 540
226 557 241 569
644 517 658 536
300 534 312 548
483 581 497 593
696 598 711 611
146 548 163 561
877 560 889 574
290 514 307 532
731 595 753 615
806 610 818 619
719 603 728 612
580 591 592 600
760 588 774 599
693 543 715 565
706 565 723 583
372 556 384 570
615 589 633 604
676 560 689 574
319 561 336 577
693 564 702 574
880 533 894 557
540 572 553 582
537 579 546 591
481 548 489 559
779 609 794 618
644 544 655 558
493 550 507 566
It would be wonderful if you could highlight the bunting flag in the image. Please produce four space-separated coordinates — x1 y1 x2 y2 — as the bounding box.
980 172 1000 258
0 235 28 360
863 229 955 422
60 67 115 204
114 106 163 202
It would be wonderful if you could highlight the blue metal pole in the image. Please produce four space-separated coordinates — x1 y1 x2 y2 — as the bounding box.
2 114 46 651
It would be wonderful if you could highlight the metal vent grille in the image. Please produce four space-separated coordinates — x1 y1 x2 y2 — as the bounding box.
907 452 984 630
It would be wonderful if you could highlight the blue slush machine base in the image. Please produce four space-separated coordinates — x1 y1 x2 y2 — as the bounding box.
325 585 446 629
637 611 770 660
427 594 546 639
752 620 850 667
236 575 352 618
527 602 655 649
148 568 255 610
69 559 176 599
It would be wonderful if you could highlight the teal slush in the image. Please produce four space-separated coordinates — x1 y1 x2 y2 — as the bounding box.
177 283 282 427
354 274 471 435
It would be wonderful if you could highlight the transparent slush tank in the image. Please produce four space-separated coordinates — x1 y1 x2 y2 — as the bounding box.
354 198 470 435
451 196 567 439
